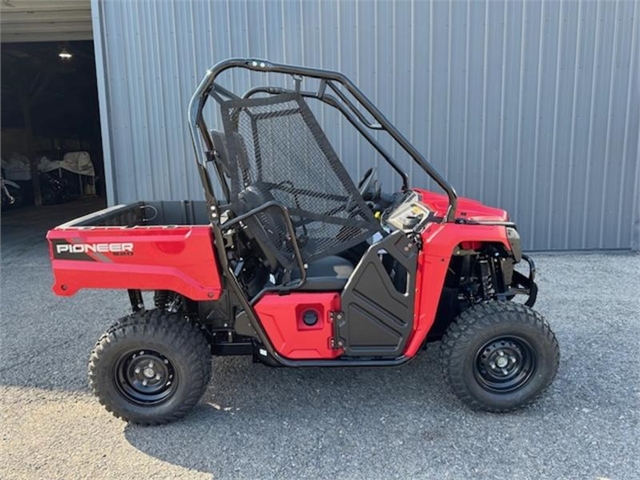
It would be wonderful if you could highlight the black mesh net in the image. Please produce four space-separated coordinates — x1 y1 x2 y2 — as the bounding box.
219 92 380 269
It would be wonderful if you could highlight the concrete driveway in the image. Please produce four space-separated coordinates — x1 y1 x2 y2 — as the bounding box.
1 200 639 480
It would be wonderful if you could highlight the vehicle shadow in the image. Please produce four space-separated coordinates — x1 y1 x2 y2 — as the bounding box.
123 350 466 480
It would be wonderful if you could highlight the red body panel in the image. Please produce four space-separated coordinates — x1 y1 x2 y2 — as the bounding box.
47 226 223 301
402 189 512 357
415 188 509 223
404 222 511 357
254 292 343 359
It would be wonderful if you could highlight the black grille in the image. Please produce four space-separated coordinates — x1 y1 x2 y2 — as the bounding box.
220 92 380 269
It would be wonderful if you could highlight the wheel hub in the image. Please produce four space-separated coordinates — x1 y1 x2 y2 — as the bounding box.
474 336 536 393
495 354 509 369
115 350 177 405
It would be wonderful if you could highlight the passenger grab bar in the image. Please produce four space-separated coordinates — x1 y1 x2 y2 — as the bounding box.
219 200 307 291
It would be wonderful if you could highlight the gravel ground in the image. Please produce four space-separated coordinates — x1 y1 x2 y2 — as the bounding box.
1 199 639 480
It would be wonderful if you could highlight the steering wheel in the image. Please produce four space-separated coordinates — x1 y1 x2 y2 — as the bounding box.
345 167 380 214
357 167 381 201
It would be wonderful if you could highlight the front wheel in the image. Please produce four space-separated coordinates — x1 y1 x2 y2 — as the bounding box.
440 301 559 412
88 309 212 425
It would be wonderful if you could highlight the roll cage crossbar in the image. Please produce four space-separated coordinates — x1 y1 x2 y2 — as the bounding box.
188 58 457 223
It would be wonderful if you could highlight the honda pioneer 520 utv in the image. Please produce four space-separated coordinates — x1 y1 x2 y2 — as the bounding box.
47 59 559 425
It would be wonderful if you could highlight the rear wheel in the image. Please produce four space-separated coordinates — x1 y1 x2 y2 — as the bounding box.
440 301 559 412
41 185 57 205
89 309 211 425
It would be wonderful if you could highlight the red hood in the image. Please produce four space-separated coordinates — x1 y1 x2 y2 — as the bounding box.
413 188 509 223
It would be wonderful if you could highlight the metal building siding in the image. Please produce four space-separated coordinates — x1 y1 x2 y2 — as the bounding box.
93 0 640 251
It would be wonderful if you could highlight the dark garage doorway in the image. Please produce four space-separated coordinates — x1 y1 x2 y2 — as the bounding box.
1 41 106 221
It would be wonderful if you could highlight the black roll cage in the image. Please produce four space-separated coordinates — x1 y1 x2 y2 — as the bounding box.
188 58 457 223
185 59 458 367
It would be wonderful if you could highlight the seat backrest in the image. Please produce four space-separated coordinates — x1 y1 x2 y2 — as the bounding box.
218 92 381 270
237 183 285 273
211 130 290 271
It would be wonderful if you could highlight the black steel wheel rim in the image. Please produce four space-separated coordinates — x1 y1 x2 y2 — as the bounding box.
114 349 178 405
474 336 536 393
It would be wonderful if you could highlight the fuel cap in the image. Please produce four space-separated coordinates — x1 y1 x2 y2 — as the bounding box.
302 310 319 326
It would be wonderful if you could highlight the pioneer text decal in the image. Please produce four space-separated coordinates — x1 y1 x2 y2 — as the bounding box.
52 240 134 261
56 243 133 254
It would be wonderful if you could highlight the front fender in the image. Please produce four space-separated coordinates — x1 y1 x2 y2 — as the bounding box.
404 223 512 357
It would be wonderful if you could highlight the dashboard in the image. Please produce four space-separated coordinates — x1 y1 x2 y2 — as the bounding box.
381 190 433 232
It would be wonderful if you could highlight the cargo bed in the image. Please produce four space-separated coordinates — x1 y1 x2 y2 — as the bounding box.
56 200 211 228
47 201 222 300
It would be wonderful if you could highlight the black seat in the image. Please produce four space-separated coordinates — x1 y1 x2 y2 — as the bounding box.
237 183 289 273
290 255 354 291
237 184 356 291
211 130 359 294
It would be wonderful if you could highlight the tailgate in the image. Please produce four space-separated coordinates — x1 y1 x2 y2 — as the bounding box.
47 222 222 301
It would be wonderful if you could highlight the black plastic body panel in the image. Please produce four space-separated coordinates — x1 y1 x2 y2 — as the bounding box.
338 231 417 357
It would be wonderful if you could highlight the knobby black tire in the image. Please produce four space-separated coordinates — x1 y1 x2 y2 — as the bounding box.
88 309 212 425
440 301 559 412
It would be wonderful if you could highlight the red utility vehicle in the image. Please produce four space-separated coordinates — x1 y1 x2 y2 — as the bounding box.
47 59 559 425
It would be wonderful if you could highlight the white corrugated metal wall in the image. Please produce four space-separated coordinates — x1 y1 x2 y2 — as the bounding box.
92 0 639 251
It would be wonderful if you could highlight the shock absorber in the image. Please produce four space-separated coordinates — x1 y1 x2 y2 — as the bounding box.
478 258 496 300
154 290 184 312
154 290 171 309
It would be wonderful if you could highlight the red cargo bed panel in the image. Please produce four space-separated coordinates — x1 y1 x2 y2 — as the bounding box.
47 225 222 300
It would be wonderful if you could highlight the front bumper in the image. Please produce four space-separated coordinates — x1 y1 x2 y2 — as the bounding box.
507 254 538 307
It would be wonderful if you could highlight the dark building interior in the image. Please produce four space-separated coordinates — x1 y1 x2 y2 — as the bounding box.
1 41 104 207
